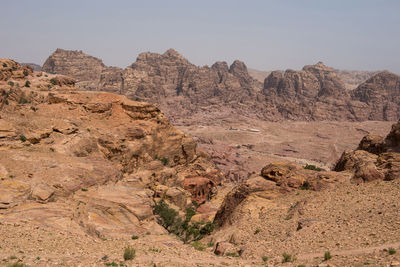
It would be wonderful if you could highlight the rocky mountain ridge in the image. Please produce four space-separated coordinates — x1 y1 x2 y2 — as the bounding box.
42 48 400 123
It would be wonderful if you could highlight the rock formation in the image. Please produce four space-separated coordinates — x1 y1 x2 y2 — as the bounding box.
351 71 400 121
42 49 400 123
335 120 400 181
0 59 222 238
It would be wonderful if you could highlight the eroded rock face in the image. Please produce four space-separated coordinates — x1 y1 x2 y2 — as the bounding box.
351 71 400 121
334 121 400 182
42 50 400 122
0 60 221 237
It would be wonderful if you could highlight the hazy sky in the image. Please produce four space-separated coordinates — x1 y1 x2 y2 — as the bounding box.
1 0 399 72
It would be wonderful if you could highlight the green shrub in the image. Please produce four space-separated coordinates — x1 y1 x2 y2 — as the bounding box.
8 81 14 87
105 262 118 266
24 81 30 88
23 69 29 76
303 164 323 171
131 235 139 240
154 200 215 243
388 247 396 255
2 63 7 68
324 251 332 261
50 78 57 85
262 255 268 262
254 228 260 234
19 135 27 142
282 253 293 263
154 199 179 228
226 252 239 257
123 246 135 261
300 181 310 190
207 241 214 247
81 188 88 192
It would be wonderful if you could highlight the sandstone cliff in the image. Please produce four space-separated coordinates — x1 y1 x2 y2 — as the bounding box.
0 59 223 238
42 49 400 122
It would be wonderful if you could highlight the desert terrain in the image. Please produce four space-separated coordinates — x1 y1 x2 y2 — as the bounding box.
0 51 400 267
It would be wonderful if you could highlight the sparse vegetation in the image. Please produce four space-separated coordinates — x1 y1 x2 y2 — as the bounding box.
300 181 310 190
207 241 214 247
50 78 57 85
24 81 30 87
131 235 139 240
2 63 7 68
123 246 135 261
261 255 268 262
282 252 293 263
19 135 27 142
303 164 323 171
23 69 29 76
18 96 29 104
388 247 396 255
105 262 118 266
8 81 14 87
254 228 260 234
153 199 215 243
81 188 88 192
324 251 332 261
225 252 239 257
191 241 205 251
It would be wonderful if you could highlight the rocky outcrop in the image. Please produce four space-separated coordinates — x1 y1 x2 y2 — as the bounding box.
0 60 221 238
351 71 400 121
262 62 360 121
334 120 400 182
42 49 124 93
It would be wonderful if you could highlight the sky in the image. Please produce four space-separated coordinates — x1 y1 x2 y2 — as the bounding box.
1 0 399 73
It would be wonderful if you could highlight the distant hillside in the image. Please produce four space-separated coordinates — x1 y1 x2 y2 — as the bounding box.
21 62 42 71
42 49 400 122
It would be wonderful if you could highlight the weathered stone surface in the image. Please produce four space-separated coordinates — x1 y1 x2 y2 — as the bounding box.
335 121 400 182
41 50 400 123
351 71 400 121
0 60 221 238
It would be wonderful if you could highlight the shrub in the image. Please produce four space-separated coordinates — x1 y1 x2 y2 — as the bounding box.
131 235 139 240
300 181 310 190
2 63 7 68
324 251 332 261
261 256 268 262
154 199 179 228
254 228 260 234
207 241 214 247
81 188 88 192
303 164 323 171
282 253 292 263
154 200 215 243
8 81 14 87
24 81 30 87
388 247 396 255
19 135 27 142
49 78 57 85
226 252 239 257
123 246 135 261
23 69 29 76
105 262 118 266
18 96 29 104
